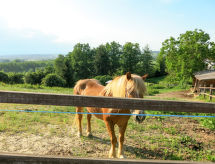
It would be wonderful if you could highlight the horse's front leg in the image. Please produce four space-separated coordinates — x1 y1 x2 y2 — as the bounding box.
76 107 83 137
105 120 117 158
118 122 128 158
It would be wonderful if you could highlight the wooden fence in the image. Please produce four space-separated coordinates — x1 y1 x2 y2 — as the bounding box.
0 90 215 164
199 84 215 101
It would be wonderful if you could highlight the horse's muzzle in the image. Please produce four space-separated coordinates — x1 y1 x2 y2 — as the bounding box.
135 115 146 123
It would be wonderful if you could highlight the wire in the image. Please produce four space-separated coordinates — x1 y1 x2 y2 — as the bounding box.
0 109 214 118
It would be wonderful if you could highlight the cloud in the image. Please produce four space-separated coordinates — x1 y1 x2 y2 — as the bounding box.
0 0 153 48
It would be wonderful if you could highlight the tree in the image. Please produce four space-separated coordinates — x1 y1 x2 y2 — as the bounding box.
154 52 166 77
94 44 110 75
209 42 215 61
137 45 154 76
54 54 74 87
105 41 122 75
121 42 141 74
54 55 66 77
69 43 94 80
160 29 211 84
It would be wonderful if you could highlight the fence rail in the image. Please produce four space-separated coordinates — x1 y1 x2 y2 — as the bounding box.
0 91 215 113
0 153 212 164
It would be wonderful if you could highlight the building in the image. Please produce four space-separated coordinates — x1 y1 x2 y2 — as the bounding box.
193 70 215 93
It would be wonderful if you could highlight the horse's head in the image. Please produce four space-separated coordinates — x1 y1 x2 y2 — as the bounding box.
125 72 148 123
103 72 148 123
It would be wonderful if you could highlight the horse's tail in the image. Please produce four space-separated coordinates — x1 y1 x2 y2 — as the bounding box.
73 80 84 95
73 79 100 95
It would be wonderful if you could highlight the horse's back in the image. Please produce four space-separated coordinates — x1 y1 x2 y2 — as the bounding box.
74 79 104 96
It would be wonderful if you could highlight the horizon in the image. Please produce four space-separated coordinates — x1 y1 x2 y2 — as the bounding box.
0 0 215 56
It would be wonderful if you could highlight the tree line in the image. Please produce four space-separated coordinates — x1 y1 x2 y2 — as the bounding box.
0 42 162 87
0 60 53 73
1 29 213 88
54 42 161 87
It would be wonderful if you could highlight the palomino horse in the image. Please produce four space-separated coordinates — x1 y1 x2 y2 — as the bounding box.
73 72 147 158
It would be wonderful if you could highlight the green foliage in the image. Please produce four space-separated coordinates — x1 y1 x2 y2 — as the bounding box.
0 60 53 72
69 43 94 80
54 55 74 87
160 29 212 84
8 72 24 84
154 52 167 77
94 75 112 85
24 69 45 85
94 45 110 75
24 72 40 85
0 71 9 83
42 74 66 87
121 42 141 73
137 45 154 75
54 54 66 77
105 41 122 75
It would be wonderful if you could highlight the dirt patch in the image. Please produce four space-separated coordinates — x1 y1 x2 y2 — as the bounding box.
147 90 195 101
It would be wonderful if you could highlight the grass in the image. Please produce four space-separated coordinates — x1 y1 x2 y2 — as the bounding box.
0 82 73 94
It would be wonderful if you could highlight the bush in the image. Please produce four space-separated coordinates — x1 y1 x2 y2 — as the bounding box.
0 71 9 83
24 72 40 85
8 72 24 84
24 70 45 85
42 74 66 87
94 75 112 85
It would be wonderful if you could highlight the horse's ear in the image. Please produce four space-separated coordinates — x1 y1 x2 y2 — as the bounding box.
126 72 131 80
142 74 148 80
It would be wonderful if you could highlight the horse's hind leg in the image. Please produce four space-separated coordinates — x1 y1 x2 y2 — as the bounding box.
76 107 83 137
86 112 92 137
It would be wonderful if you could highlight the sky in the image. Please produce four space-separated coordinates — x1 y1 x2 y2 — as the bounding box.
0 0 215 55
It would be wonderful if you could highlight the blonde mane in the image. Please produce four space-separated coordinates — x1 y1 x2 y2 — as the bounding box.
103 74 146 98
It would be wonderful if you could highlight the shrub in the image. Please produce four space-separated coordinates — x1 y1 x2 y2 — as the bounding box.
0 71 9 83
24 72 39 85
42 74 66 87
24 70 45 85
8 72 24 84
94 75 112 85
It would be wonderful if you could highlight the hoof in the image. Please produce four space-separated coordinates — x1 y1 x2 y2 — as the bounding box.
109 154 116 158
118 154 126 159
86 132 93 138
109 151 116 158
77 132 82 137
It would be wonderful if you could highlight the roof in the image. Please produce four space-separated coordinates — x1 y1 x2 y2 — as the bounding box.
195 71 215 80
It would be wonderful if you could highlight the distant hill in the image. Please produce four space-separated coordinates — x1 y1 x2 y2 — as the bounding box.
0 54 59 62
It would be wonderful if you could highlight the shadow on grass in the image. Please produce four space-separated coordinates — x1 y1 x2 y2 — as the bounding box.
82 134 183 160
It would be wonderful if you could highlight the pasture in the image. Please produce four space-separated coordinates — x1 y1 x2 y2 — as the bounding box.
0 81 214 162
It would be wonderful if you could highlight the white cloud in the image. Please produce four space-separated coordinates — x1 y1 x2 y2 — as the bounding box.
0 0 115 44
0 0 182 50
0 0 155 47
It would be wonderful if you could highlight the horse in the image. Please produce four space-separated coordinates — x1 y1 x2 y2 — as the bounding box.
73 72 147 158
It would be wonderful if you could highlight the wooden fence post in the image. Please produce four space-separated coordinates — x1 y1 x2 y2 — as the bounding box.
203 83 206 99
210 84 213 101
